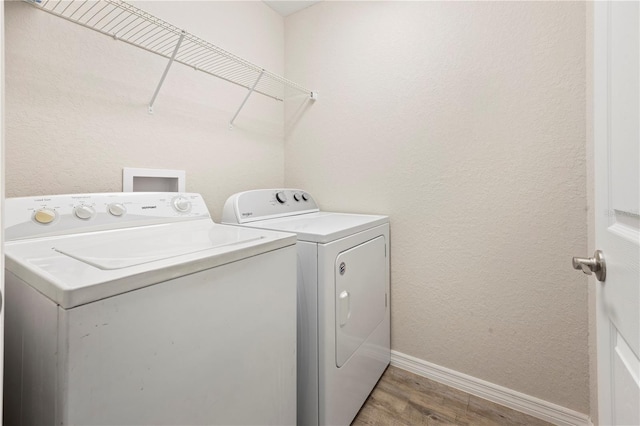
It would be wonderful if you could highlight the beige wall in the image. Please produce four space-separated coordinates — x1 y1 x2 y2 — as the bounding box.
5 1 285 220
284 1 590 414
585 2 598 423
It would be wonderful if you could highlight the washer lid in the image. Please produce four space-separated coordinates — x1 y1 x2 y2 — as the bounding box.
52 221 264 270
235 212 388 243
5 220 296 309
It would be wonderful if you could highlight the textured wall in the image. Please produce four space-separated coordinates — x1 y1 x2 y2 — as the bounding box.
5 1 285 220
585 2 598 422
284 1 589 413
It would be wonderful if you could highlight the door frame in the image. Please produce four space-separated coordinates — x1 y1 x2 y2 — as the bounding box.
1 0 6 420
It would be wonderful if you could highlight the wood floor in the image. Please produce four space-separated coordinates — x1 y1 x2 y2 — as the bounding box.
352 366 554 426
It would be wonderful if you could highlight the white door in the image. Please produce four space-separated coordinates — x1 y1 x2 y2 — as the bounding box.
593 2 640 424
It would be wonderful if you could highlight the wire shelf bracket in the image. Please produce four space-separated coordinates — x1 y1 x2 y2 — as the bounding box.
23 0 318 125
229 70 264 129
149 30 185 114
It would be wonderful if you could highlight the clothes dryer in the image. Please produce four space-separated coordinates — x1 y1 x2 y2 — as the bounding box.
222 189 390 426
4 192 297 426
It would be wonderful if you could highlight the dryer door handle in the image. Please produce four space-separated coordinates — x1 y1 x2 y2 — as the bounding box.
339 291 350 327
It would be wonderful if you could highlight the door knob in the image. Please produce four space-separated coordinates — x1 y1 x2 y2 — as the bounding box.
572 250 606 282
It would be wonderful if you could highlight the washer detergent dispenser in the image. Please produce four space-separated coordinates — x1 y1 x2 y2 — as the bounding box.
223 189 391 426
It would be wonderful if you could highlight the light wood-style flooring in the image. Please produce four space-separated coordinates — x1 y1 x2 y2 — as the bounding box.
352 366 554 426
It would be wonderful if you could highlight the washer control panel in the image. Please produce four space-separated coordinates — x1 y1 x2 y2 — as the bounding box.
222 189 319 224
5 192 210 241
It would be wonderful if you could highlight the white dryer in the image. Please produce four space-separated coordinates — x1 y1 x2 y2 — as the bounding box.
222 189 390 426
4 192 297 426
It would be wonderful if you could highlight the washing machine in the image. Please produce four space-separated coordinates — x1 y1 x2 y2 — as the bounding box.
4 192 297 426
222 189 390 426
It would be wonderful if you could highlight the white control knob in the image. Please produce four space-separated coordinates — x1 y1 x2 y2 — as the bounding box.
275 191 287 204
74 205 95 220
293 193 301 202
172 197 191 212
301 193 309 201
108 203 126 217
33 208 57 224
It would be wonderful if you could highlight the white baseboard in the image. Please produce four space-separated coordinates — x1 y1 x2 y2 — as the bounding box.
390 350 592 426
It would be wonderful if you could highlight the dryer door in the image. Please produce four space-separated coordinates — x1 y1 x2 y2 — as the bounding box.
335 236 387 367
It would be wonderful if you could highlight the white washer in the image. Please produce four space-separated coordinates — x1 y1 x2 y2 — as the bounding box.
4 192 297 426
222 189 390 426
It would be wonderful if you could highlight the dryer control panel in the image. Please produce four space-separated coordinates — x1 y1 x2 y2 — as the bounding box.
5 192 210 241
222 189 319 224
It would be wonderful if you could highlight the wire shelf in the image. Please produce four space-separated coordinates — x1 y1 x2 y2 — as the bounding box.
25 0 316 119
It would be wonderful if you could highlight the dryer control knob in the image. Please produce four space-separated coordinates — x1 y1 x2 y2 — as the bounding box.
301 193 309 201
172 197 192 212
275 191 287 204
33 208 57 224
74 205 95 220
108 203 126 217
293 193 301 202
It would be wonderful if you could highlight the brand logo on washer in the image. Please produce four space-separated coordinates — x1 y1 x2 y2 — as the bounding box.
339 262 346 275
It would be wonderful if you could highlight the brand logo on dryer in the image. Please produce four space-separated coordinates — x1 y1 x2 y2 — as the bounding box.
141 205 157 209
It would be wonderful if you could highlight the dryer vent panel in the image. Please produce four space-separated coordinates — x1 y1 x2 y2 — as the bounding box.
123 168 185 192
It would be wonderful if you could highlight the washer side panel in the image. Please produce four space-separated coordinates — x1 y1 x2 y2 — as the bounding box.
3 271 58 426
296 241 319 426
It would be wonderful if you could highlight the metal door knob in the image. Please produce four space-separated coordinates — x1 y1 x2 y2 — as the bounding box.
572 250 606 282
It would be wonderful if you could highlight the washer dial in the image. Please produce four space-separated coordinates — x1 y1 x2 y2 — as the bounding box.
108 203 127 217
172 196 192 212
33 208 57 224
74 205 95 220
